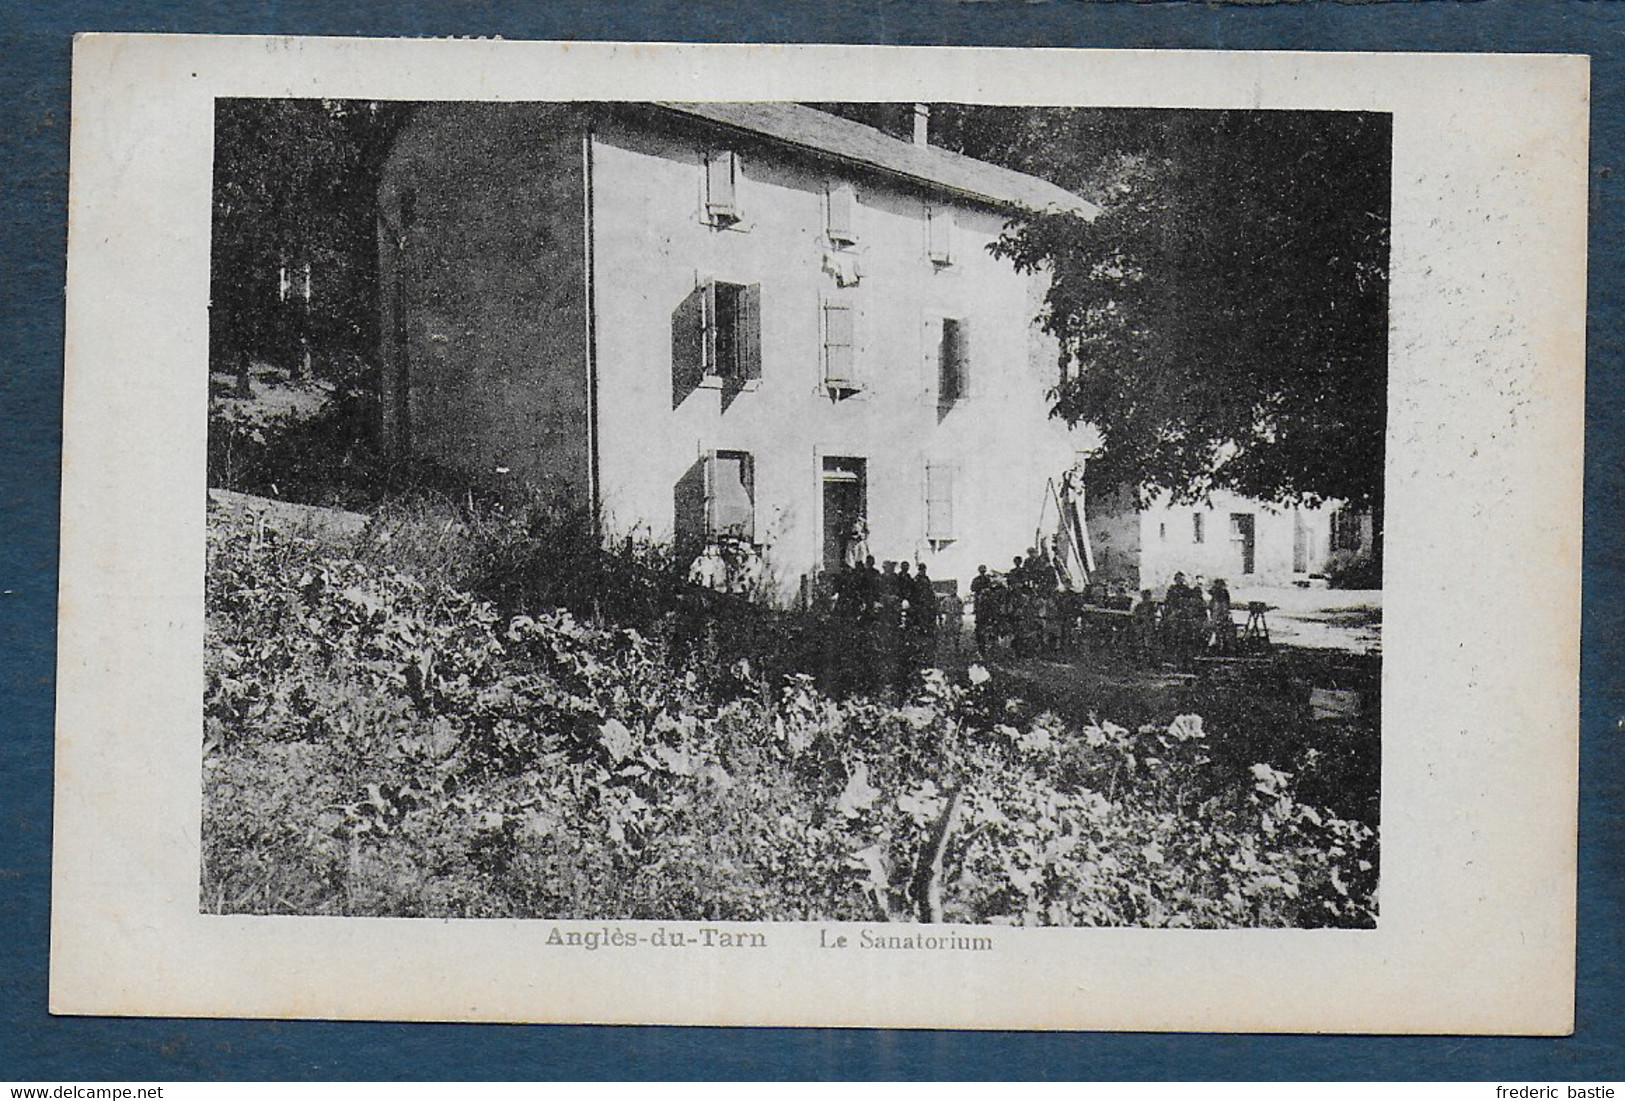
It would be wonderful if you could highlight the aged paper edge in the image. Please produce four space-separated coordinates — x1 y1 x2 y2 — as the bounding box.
51 35 1586 1033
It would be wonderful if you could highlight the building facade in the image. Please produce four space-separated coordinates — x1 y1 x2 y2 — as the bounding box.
377 102 1099 601
1083 488 1375 591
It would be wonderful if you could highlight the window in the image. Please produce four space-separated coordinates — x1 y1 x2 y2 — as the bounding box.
822 301 859 394
704 150 741 227
706 281 762 384
704 450 755 540
937 317 970 402
1192 512 1205 544
674 279 762 392
927 206 954 266
826 182 857 247
1331 508 1364 552
925 462 955 543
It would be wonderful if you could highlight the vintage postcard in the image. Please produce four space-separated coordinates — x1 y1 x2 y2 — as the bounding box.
51 36 1586 1031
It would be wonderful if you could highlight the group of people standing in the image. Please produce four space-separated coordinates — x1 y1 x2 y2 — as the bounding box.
968 544 1069 657
1131 572 1236 666
824 555 943 690
686 536 764 596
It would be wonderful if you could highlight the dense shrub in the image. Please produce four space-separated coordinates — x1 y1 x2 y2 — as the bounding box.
203 506 1378 926
1325 548 1382 590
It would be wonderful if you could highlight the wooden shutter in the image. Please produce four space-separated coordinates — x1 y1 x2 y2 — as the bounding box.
824 302 855 387
700 280 719 377
672 283 708 394
939 318 967 401
951 317 970 397
706 151 739 223
926 463 955 541
739 283 763 382
827 182 856 246
927 206 954 264
702 451 718 535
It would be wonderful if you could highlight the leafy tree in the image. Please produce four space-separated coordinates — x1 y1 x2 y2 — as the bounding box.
970 108 1391 517
210 99 411 381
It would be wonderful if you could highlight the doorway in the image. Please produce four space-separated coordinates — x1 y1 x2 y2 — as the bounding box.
822 456 867 572
1230 512 1256 576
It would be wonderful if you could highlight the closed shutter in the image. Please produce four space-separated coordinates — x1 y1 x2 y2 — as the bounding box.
827 182 856 246
927 206 954 265
739 283 763 382
705 151 739 224
824 302 855 388
700 280 719 377
926 463 955 542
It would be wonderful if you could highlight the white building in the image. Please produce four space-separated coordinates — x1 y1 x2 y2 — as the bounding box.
377 102 1100 601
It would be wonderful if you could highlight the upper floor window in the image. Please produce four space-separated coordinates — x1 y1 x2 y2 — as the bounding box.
826 182 857 248
927 205 955 266
708 281 762 383
937 317 971 403
705 150 742 227
672 279 762 398
925 462 956 545
822 300 861 396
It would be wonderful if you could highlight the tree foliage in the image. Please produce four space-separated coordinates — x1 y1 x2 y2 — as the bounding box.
210 99 411 369
967 108 1392 512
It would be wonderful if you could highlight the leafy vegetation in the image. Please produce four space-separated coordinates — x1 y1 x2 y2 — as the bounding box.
203 505 1377 926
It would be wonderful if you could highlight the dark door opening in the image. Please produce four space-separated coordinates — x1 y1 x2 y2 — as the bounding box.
1230 512 1256 576
822 456 867 572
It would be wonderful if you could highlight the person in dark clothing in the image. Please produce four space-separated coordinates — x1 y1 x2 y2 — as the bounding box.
881 561 904 629
1208 577 1235 654
970 564 994 655
910 563 937 633
1163 572 1199 667
858 556 881 615
1132 588 1159 660
849 556 882 689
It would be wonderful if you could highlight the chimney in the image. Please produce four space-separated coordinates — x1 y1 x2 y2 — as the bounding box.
912 103 930 146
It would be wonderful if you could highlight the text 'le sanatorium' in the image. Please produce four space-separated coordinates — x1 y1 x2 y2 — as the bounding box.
543 927 996 952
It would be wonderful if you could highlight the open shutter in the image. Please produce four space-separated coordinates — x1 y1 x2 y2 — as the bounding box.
705 151 739 224
702 451 719 536
823 302 855 388
734 453 756 540
950 317 970 398
672 283 708 396
926 463 955 542
937 318 962 402
739 283 763 382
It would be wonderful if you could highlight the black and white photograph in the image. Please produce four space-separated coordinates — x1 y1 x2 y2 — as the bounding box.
201 97 1388 928
51 37 1583 1032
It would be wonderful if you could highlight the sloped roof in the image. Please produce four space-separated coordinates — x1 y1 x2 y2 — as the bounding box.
652 102 1099 219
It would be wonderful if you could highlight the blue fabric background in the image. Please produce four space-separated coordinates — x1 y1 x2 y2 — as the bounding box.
2 0 1620 1081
